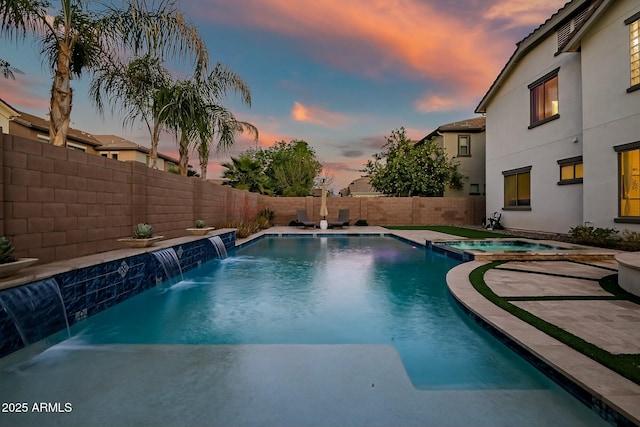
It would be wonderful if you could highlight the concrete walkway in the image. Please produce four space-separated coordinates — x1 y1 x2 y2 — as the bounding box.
447 258 640 426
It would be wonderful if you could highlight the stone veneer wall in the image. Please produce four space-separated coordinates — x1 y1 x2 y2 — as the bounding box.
0 231 235 358
1 133 484 265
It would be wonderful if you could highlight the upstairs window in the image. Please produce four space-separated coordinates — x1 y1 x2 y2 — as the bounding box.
529 68 559 128
458 135 470 156
626 13 640 92
630 18 640 88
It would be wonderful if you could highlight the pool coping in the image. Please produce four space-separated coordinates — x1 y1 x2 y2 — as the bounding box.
446 261 640 426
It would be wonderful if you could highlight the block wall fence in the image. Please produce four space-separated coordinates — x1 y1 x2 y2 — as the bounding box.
1 133 485 264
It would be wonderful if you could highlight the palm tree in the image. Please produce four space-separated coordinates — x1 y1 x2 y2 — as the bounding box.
156 78 201 176
221 155 271 195
196 105 258 180
89 54 171 169
194 64 257 180
159 65 258 178
0 59 23 79
0 0 208 146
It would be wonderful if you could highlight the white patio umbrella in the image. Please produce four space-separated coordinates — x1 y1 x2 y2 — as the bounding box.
320 179 328 229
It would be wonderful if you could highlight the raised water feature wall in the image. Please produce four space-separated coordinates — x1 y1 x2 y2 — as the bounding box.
0 231 235 358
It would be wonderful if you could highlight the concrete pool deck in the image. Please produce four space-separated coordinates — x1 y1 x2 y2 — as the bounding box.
0 227 638 426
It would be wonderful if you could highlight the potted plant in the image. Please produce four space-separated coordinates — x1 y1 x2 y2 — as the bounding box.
186 219 215 235
118 223 164 248
0 236 38 279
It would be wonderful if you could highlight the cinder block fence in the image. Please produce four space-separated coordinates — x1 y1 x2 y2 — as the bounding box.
1 133 485 264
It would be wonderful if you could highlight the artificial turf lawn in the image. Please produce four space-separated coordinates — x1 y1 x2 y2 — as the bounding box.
468 262 640 386
385 225 515 239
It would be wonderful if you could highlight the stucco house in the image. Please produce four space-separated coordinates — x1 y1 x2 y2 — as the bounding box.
476 0 640 234
1 100 103 153
0 98 179 172
93 135 179 172
418 116 486 197
339 177 383 197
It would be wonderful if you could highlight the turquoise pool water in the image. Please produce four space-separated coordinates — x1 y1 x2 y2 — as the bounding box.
71 237 558 390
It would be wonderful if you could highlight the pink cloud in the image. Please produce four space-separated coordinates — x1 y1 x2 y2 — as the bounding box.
484 1 566 29
291 101 351 127
192 0 572 112
0 78 49 113
414 91 473 113
193 0 522 110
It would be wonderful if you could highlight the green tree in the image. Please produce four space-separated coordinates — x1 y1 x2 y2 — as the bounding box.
0 0 207 146
362 128 464 196
266 140 322 196
221 154 271 195
221 140 323 196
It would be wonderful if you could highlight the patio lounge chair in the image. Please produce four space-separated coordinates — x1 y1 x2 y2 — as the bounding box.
296 210 316 228
329 209 350 228
485 212 504 230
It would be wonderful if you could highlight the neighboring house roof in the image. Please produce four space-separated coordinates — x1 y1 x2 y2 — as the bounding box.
0 98 180 165
9 109 102 147
475 0 611 113
0 98 19 117
93 134 179 164
420 116 486 142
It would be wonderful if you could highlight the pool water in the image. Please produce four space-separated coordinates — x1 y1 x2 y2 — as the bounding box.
436 240 562 252
71 237 556 390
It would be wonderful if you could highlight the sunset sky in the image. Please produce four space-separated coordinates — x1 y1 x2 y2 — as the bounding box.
0 0 568 192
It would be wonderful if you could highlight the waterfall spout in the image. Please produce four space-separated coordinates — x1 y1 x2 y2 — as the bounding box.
151 248 184 285
207 236 228 259
0 278 70 346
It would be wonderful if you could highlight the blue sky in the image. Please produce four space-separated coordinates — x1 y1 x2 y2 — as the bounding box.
0 0 567 192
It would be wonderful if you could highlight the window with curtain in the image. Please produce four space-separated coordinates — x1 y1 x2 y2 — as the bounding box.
619 148 640 217
529 69 559 127
503 167 531 209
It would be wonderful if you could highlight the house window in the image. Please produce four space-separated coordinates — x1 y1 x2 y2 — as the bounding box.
503 166 531 210
101 153 108 157
67 143 86 152
528 68 559 128
469 183 480 195
630 17 640 89
558 156 583 185
616 143 640 219
458 135 470 156
112 153 118 160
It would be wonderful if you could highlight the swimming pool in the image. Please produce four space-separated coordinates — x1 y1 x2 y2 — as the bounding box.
66 236 547 389
0 235 609 426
